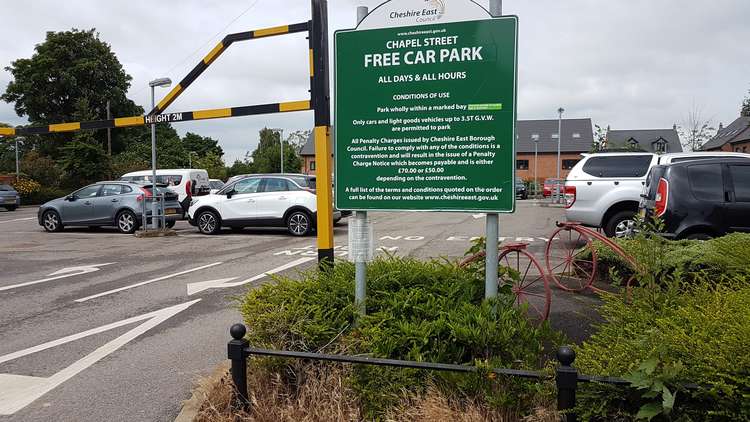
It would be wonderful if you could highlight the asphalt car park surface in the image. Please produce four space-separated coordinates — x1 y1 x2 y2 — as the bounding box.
0 202 601 422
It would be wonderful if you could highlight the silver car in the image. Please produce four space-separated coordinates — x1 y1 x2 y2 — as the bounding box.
37 182 183 234
0 184 20 211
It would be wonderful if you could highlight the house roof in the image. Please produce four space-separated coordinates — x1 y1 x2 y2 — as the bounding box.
701 116 750 151
300 132 316 156
606 129 683 153
301 118 594 156
515 118 593 153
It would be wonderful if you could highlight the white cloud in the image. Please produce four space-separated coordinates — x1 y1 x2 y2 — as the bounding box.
1 0 749 162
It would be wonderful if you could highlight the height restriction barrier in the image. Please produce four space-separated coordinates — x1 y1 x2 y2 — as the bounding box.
0 0 335 266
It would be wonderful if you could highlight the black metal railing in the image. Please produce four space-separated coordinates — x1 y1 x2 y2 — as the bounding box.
226 323 696 422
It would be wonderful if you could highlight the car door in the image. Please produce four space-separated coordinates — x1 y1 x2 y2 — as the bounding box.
725 163 750 232
255 178 294 220
90 184 125 224
60 185 101 224
219 177 261 222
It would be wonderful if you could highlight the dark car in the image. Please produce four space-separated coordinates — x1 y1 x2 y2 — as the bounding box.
640 158 750 239
0 184 20 211
515 178 528 200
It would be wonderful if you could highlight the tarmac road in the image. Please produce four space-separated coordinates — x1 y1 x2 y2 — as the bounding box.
0 202 602 421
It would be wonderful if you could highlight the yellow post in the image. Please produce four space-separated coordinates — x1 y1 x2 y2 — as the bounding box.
314 125 334 264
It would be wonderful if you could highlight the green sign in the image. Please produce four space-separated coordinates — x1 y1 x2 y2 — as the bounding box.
334 16 518 213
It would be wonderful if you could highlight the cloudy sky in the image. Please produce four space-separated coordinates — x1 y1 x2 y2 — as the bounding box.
1 0 748 162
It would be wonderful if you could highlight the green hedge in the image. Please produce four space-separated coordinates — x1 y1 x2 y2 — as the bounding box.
21 187 68 205
239 256 561 419
591 233 750 283
575 277 750 421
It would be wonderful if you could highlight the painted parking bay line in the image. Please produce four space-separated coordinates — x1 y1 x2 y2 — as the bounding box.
187 257 314 295
0 299 200 415
0 217 35 224
0 263 115 293
75 262 222 303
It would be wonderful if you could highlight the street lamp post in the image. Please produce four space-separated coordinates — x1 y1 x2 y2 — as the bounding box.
556 107 564 203
149 77 172 229
270 128 284 173
533 137 538 198
14 137 20 181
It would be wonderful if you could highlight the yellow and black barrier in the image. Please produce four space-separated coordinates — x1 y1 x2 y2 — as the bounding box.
3 101 311 137
148 21 311 116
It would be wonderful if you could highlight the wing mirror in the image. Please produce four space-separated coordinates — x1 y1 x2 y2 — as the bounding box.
226 189 235 199
66 194 77 201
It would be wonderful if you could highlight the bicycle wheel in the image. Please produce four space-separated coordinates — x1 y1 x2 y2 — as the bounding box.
499 247 552 322
545 226 597 292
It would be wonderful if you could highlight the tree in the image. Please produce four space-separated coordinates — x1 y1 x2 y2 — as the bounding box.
58 98 111 187
1 28 142 157
119 123 188 169
250 128 301 173
193 152 227 180
741 89 750 117
227 157 255 178
678 105 716 152
591 124 607 152
182 132 223 158
20 150 63 187
286 129 312 153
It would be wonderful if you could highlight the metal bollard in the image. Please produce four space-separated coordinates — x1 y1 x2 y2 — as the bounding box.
228 323 250 410
556 346 578 422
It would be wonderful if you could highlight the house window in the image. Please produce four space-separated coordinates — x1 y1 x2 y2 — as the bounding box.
655 139 667 154
310 160 316 171
572 133 581 138
562 159 580 170
516 160 529 170
551 133 559 139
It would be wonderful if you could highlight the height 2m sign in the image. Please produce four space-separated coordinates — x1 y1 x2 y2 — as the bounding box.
334 0 518 213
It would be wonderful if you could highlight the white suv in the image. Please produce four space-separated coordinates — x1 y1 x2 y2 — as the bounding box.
187 174 340 236
564 152 750 237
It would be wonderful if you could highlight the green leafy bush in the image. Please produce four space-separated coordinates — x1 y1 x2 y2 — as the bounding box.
591 233 750 283
575 277 750 421
21 186 68 205
239 256 561 419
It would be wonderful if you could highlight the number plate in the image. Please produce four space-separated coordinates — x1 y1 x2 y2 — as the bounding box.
165 208 178 215
639 208 646 219
3 198 15 203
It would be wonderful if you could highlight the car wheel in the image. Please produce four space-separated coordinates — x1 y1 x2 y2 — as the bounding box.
605 211 637 238
165 220 176 229
42 210 63 232
197 210 221 235
686 232 712 241
116 210 139 234
286 210 311 236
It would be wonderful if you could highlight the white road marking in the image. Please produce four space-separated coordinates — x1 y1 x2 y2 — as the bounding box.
0 299 200 415
0 217 35 224
0 263 115 292
187 257 314 295
75 262 222 302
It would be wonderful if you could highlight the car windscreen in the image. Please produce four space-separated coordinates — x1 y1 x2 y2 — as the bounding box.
0 184 13 191
288 176 313 188
582 155 652 178
644 166 666 199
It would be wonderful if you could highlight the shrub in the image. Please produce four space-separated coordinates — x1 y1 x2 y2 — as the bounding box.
575 277 750 421
22 186 69 205
12 177 41 199
238 256 561 419
591 233 750 284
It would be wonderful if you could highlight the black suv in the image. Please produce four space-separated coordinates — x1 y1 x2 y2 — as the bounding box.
640 158 750 239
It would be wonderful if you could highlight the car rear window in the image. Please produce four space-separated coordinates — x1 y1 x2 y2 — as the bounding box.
688 164 724 202
729 164 750 202
582 155 652 178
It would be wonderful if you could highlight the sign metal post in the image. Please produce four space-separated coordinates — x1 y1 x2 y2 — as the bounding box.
335 0 517 302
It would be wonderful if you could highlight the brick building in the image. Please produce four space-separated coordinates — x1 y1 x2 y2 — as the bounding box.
701 116 750 153
300 119 595 181
515 118 594 183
